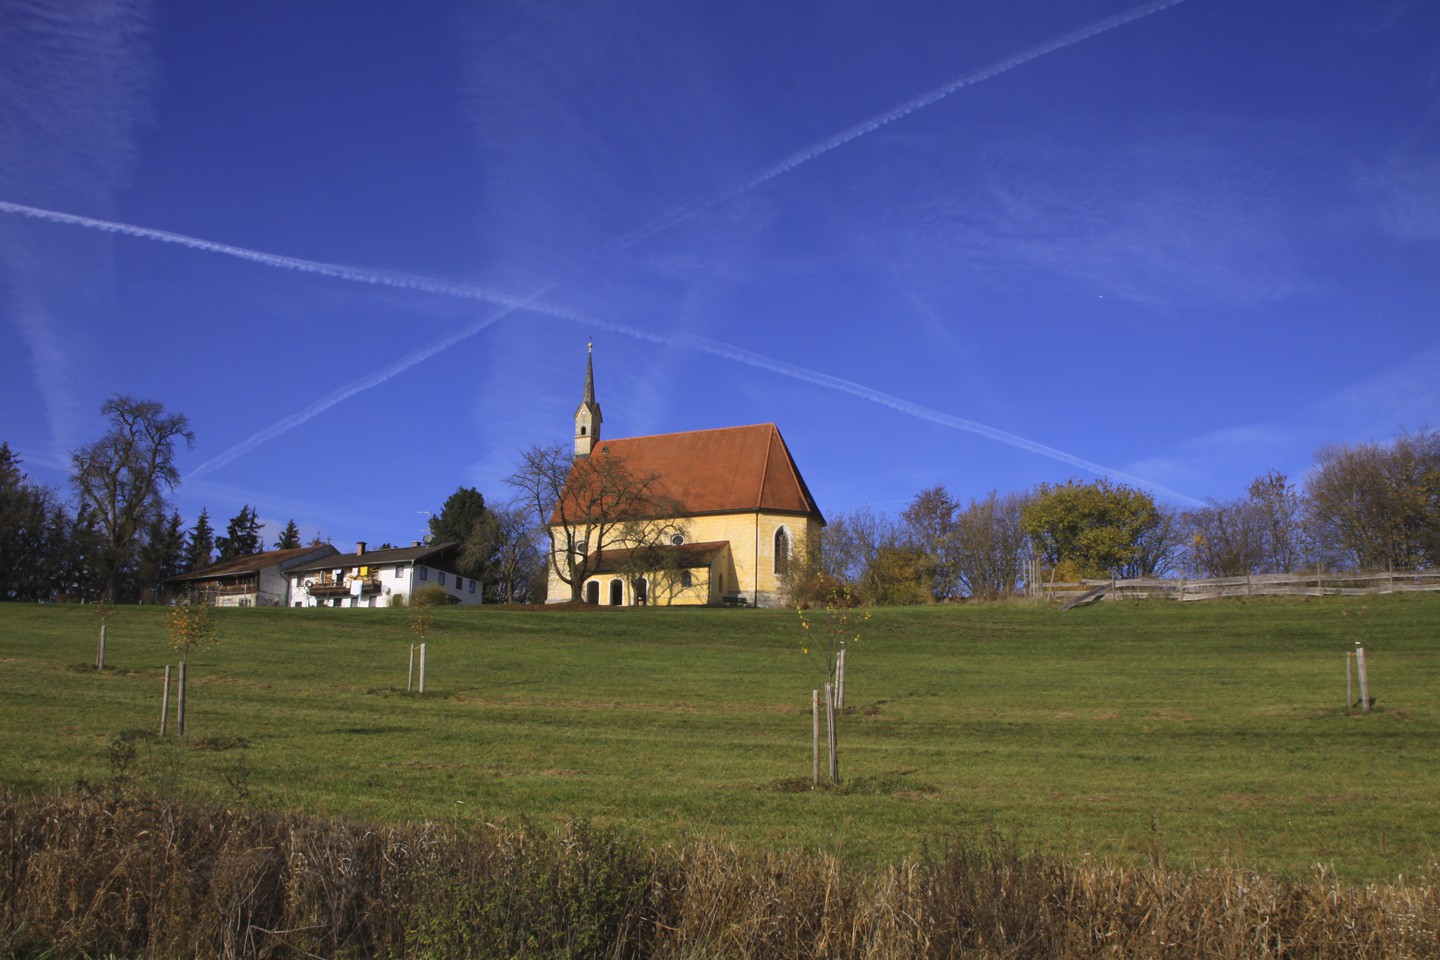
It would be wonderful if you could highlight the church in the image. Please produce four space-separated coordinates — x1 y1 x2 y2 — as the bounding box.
546 348 825 607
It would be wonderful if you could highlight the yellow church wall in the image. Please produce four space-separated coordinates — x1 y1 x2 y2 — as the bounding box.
667 510 817 607
545 513 818 607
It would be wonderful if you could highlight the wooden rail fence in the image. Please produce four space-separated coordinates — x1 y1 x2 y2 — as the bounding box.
1039 569 1440 610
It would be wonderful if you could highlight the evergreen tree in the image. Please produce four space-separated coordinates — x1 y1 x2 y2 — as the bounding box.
58 505 107 602
0 443 59 601
216 505 263 561
430 487 489 544
274 518 302 550
185 508 216 571
431 486 494 579
137 511 187 602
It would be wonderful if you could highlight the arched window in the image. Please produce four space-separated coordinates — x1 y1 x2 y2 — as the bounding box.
585 581 600 605
774 527 791 576
633 577 648 605
609 578 624 606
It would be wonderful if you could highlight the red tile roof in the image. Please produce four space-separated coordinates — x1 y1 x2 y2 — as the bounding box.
564 423 823 522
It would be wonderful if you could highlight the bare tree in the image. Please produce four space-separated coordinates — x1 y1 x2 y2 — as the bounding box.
505 442 673 602
1184 499 1266 577
605 511 692 606
469 502 545 603
818 506 887 588
1306 429 1440 571
899 486 962 600
1247 471 1307 573
70 396 194 602
953 491 1029 599
1123 503 1186 579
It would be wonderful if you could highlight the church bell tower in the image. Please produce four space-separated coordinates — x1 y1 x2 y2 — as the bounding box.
574 342 602 457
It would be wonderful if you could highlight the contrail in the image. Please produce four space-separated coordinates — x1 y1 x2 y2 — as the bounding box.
1 0 1196 497
0 199 549 307
547 317 1205 505
3 196 1196 498
612 0 1191 249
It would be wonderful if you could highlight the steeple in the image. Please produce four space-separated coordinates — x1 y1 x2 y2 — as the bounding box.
574 342 602 457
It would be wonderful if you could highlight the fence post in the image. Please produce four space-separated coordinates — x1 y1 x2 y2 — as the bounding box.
96 624 106 671
160 665 171 735
812 689 820 787
1346 653 1353 716
419 642 427 694
825 681 839 785
1356 645 1370 713
176 661 187 736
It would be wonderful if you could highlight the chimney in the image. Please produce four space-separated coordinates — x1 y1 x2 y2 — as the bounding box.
356 541 367 556
411 540 421 548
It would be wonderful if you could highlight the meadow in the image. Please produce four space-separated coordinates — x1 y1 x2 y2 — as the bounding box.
1 594 1437 883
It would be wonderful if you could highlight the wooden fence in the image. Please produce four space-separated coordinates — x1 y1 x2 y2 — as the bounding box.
1038 569 1440 610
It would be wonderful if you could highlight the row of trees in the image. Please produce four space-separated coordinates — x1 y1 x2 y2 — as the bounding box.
2 396 198 603
782 429 1440 606
6 394 1434 608
2 439 314 604
4 396 334 603
0 394 555 605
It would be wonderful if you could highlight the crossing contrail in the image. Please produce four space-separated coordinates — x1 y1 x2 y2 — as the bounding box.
2 196 1198 499
1 0 1196 498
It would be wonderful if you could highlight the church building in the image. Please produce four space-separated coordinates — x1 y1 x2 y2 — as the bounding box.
547 347 824 607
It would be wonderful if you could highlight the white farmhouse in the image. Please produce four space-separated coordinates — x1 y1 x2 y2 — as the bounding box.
284 541 481 608
168 545 340 607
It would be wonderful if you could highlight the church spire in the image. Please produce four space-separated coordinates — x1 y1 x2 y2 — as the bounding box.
574 341 602 457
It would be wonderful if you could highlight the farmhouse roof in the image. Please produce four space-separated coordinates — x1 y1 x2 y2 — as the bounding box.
558 423 823 522
168 545 339 583
285 541 464 575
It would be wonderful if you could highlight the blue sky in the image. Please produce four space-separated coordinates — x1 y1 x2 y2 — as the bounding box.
2 0 1437 548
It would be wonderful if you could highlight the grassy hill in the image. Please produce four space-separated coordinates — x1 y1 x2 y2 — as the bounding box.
1 594 1436 881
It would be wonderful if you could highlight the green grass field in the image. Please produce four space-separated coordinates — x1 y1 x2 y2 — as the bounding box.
1 595 1436 882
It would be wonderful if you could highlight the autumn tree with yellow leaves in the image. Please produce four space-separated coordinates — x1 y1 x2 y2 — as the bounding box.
798 586 869 786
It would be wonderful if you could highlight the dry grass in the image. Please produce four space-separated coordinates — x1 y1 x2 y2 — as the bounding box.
3 789 1437 959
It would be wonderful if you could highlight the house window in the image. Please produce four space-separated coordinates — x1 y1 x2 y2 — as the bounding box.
419 566 428 581
455 577 464 591
586 581 600 605
671 533 685 546
469 580 476 594
774 527 791 576
439 572 446 586
681 570 693 588
395 565 405 578
609 578 624 606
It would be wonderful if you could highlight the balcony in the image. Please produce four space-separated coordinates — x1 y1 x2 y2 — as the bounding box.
305 577 382 599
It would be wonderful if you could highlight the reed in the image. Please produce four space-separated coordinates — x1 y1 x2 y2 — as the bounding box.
3 789 1437 959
